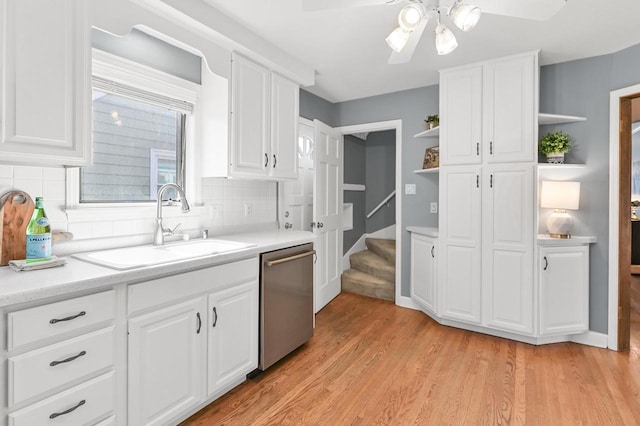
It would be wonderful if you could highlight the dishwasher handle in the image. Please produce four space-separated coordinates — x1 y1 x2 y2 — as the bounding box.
265 250 316 267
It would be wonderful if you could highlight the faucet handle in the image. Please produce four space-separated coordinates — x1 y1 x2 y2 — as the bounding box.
165 223 182 235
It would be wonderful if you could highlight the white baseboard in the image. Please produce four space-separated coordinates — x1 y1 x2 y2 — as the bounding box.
570 331 608 348
395 295 420 310
342 224 396 271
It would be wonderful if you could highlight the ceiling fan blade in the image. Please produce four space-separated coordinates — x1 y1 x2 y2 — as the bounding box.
302 0 391 12
469 0 566 21
388 19 427 64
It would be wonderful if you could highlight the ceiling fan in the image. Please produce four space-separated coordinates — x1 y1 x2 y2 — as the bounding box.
302 0 567 63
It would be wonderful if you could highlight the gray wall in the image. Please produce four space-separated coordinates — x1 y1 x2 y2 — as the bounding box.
365 130 396 234
300 89 336 126
344 135 366 254
92 28 202 84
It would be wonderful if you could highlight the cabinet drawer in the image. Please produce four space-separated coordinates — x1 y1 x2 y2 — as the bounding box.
7 290 115 350
8 326 115 407
8 371 115 426
128 257 258 314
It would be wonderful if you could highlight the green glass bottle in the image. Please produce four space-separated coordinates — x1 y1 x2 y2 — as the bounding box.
26 197 51 262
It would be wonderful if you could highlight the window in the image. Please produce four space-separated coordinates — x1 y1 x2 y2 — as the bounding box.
81 83 190 203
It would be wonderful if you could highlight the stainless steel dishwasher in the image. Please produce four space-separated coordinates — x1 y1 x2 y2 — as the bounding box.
259 243 315 370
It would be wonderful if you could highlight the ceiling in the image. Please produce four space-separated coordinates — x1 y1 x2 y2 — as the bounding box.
203 0 640 102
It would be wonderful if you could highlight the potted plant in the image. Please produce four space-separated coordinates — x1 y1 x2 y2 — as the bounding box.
425 114 439 130
539 131 572 164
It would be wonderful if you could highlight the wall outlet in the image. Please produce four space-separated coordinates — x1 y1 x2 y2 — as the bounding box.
430 202 438 213
405 184 416 195
244 203 252 216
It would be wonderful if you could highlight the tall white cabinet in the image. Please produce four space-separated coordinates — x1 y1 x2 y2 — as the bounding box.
439 51 538 337
0 0 91 167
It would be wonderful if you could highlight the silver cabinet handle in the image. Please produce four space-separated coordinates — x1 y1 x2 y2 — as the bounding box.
266 250 316 267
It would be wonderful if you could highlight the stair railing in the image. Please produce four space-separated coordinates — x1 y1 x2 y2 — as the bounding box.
366 190 396 219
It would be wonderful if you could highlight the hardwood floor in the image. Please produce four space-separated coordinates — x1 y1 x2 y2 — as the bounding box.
182 293 640 425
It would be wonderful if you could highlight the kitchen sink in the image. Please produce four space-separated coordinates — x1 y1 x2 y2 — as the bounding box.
73 239 256 270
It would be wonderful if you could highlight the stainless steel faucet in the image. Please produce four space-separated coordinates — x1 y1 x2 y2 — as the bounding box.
154 183 191 245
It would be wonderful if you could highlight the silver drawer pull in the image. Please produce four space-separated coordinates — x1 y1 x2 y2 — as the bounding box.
50 311 86 324
50 350 86 367
49 399 85 419
266 250 316 267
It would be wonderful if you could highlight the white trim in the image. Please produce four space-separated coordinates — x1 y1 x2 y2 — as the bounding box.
338 120 403 305
366 190 396 219
608 83 640 350
571 331 609 348
343 184 366 191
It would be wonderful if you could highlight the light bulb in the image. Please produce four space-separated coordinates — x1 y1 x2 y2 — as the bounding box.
435 24 458 55
386 27 411 53
449 2 481 32
398 4 425 31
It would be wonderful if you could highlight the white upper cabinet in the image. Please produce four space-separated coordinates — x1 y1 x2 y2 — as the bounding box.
229 53 299 180
440 65 483 166
0 0 91 167
483 53 537 163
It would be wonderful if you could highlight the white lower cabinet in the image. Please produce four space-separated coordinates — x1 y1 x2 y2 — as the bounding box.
128 297 207 426
208 281 258 396
539 245 589 336
410 233 438 316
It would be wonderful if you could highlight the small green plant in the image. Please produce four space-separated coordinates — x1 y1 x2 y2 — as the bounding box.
539 131 573 155
425 114 439 125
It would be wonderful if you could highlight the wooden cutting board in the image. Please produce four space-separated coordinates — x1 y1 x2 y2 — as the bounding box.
0 191 35 266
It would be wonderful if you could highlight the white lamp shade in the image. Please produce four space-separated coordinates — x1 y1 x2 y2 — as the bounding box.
449 2 481 32
398 4 425 31
540 181 581 210
385 27 411 52
435 24 458 55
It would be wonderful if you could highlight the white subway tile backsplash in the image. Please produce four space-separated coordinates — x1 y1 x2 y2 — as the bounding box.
67 222 93 240
13 166 43 179
43 167 66 181
13 178 43 200
0 178 12 194
43 179 66 201
0 165 13 178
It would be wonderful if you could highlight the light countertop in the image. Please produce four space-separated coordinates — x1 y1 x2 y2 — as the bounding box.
537 234 597 246
0 230 315 308
406 226 439 238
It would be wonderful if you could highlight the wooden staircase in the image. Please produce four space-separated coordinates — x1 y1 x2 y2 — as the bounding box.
341 238 395 301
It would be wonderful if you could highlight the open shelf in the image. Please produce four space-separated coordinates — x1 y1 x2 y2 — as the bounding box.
414 168 439 174
538 113 587 125
414 126 439 138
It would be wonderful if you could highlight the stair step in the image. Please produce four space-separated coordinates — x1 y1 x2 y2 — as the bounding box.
341 269 394 301
349 250 395 283
365 238 395 263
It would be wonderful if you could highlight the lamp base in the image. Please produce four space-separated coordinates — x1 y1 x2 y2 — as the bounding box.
547 209 574 238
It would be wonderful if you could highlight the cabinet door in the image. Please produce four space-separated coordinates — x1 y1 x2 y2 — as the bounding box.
483 164 534 334
439 166 482 324
539 246 589 336
483 53 536 163
230 53 270 177
0 0 91 167
270 73 299 179
128 297 206 426
410 234 437 315
207 281 258 396
440 65 482 166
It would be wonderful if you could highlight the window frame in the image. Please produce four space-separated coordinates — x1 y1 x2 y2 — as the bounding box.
67 48 201 213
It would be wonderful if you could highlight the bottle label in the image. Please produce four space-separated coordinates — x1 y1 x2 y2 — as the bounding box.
26 233 52 260
36 217 49 227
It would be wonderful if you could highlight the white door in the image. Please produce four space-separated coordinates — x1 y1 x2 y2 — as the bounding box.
483 53 536 164
439 166 482 324
280 117 314 231
439 65 483 166
313 119 343 312
410 233 437 315
483 164 534 334
128 297 206 426
539 246 589 336
207 281 258 396
270 72 299 179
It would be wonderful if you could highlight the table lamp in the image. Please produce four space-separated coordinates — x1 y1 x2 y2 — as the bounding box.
540 181 581 238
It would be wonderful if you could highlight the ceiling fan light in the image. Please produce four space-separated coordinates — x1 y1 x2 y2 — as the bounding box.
449 2 481 32
435 24 458 55
386 27 411 53
398 4 425 31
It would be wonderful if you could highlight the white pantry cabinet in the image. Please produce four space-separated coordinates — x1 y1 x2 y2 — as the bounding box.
229 53 299 180
0 0 91 167
539 245 589 336
410 232 438 316
439 51 537 167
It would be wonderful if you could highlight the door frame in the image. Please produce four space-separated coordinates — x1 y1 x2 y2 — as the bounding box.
337 120 409 307
608 83 640 350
